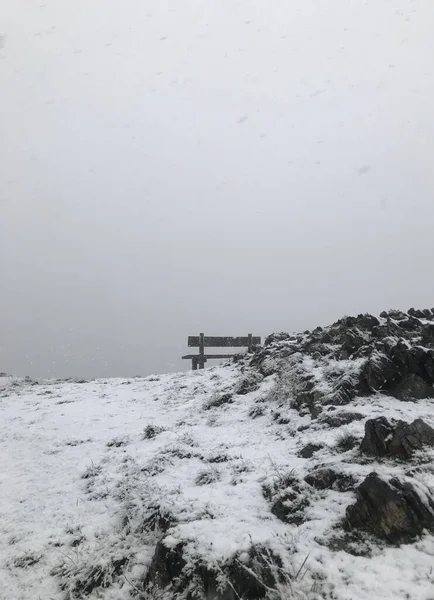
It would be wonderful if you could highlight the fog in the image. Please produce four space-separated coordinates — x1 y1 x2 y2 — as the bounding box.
1 0 434 378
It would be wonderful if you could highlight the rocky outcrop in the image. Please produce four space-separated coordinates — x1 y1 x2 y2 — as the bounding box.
361 417 434 458
144 541 288 600
345 473 434 544
360 417 395 457
253 309 434 418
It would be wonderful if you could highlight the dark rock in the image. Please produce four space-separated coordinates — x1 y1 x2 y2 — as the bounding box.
393 374 434 401
320 412 364 428
345 473 434 544
387 310 408 321
339 329 367 359
399 316 422 330
305 468 356 492
303 341 337 357
388 419 434 457
334 473 358 492
342 316 357 327
326 375 359 406
408 308 426 319
421 324 434 344
361 417 434 458
411 347 434 383
360 341 434 399
298 442 324 458
422 309 433 320
144 540 186 589
144 542 285 600
372 324 396 338
360 417 395 457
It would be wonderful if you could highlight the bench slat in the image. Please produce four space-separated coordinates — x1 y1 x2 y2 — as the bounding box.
188 336 261 348
182 354 237 360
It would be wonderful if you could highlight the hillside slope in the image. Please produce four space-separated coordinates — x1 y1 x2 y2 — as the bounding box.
1 309 434 600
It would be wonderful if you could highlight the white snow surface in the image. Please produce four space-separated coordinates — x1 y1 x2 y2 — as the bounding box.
1 366 434 600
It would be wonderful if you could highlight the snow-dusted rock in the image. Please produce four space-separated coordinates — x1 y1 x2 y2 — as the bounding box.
345 473 434 544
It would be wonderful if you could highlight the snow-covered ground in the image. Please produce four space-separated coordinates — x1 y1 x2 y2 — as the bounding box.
1 363 434 600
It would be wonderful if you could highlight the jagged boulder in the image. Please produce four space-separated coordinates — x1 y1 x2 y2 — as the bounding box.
360 348 402 393
408 308 427 319
389 419 434 456
250 308 434 417
422 324 434 344
360 341 434 400
325 373 360 406
355 313 380 330
339 329 369 360
372 321 402 338
394 374 434 401
345 473 434 544
398 316 420 330
360 417 394 457
360 417 434 458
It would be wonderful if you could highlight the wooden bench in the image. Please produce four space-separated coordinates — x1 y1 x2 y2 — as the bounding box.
182 333 261 370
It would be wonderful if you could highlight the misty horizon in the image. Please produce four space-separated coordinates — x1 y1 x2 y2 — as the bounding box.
2 0 434 379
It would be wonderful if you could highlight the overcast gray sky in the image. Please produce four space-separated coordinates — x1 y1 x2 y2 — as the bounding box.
1 0 434 378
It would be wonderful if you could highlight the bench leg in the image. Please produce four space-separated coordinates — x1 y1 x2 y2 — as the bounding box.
192 357 198 370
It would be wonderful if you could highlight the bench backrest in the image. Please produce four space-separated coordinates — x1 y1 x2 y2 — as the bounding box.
188 335 261 349
183 333 261 370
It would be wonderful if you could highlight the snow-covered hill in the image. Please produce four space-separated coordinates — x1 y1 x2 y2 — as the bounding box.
2 309 434 600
